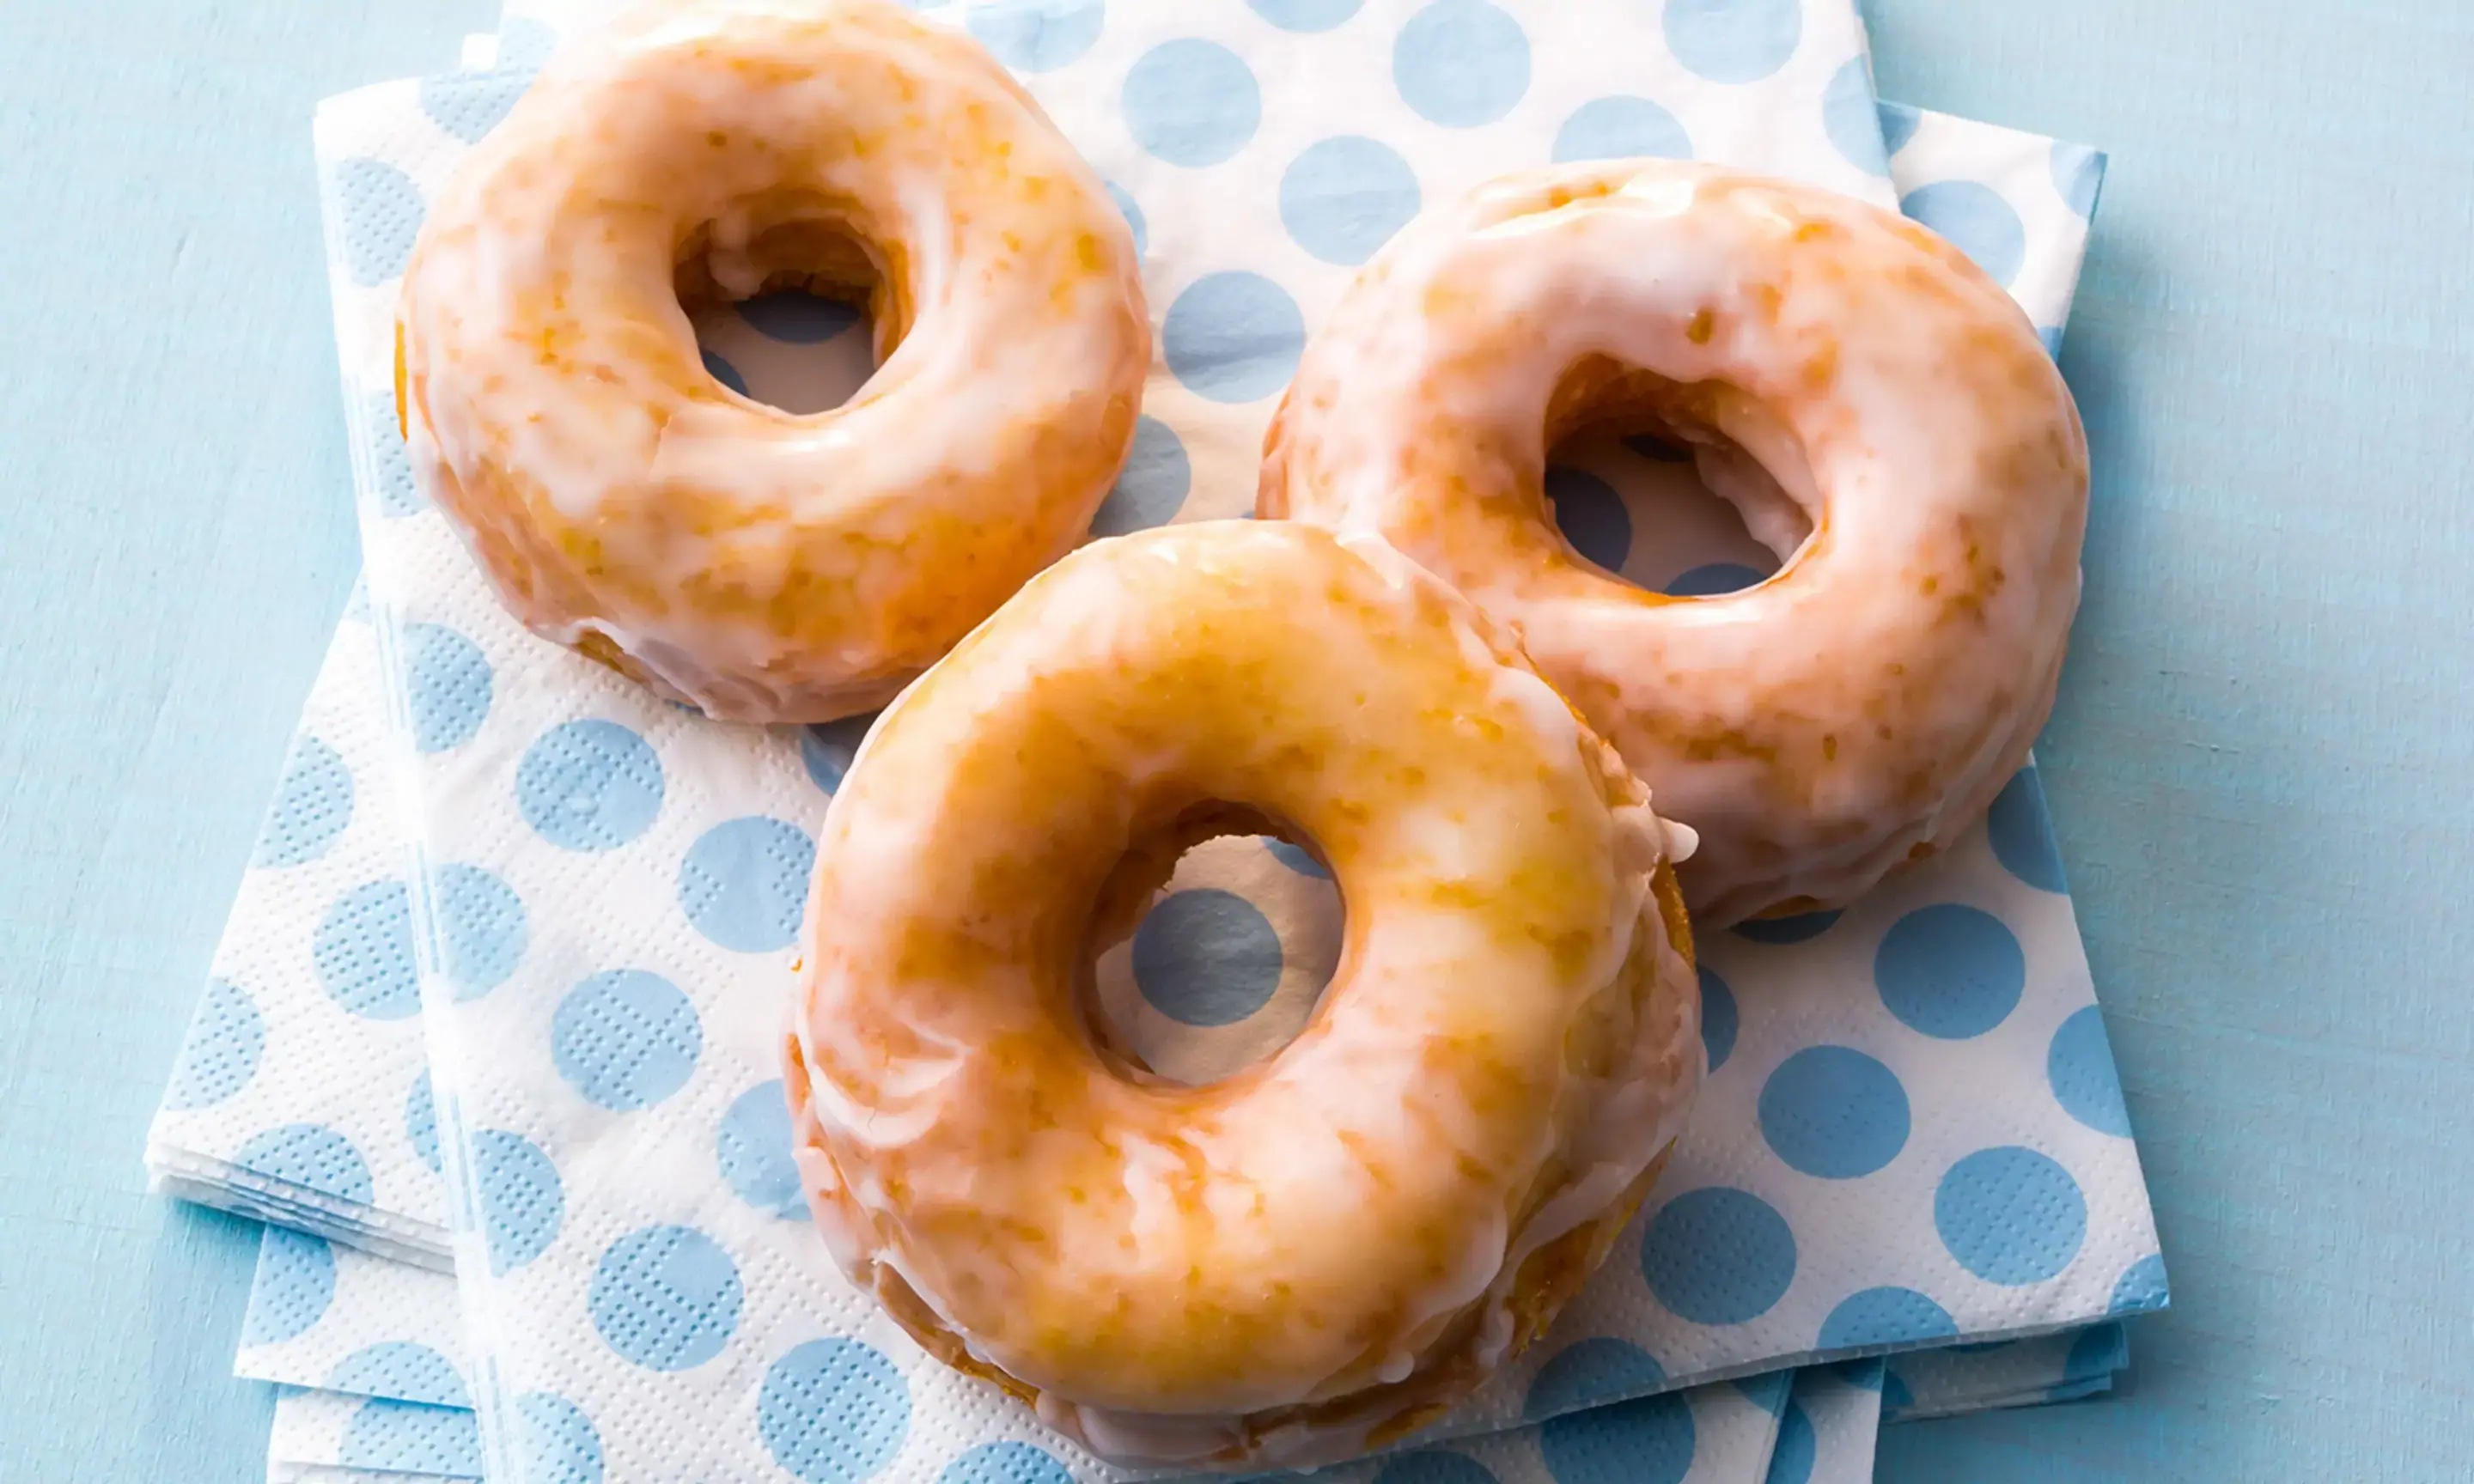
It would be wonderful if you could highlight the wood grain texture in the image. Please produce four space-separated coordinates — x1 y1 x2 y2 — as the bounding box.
0 2 490 1480
1860 0 2474 1480
0 0 2467 1480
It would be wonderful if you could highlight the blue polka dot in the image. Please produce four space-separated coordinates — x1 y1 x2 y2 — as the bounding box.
800 714 877 795
1526 1344 1692 1484
1546 465 1631 572
966 0 1104 72
1104 182 1148 257
679 817 816 953
1935 1146 2087 1285
241 1227 336 1346
473 1128 564 1274
1758 1045 1910 1179
591 1226 743 1371
1264 836 1330 878
1641 1187 1796 1325
1821 58 1886 175
2048 1005 2131 1136
703 348 751 398
368 395 425 517
1899 180 2026 288
1090 416 1191 535
552 970 702 1112
2066 1323 2127 1381
1817 1286 1956 1350
1663 0 1800 84
1880 1365 1913 1414
720 1080 808 1219
402 623 492 753
420 70 531 145
519 721 664 851
738 290 864 344
1279 136 1420 266
1526 1337 1666 1419
1392 0 1529 128
330 1342 471 1408
2051 142 2104 218
516 1391 605 1484
2108 1253 2170 1316
1987 767 2068 892
1876 100 1923 158
1374 1451 1498 1484
758 1338 911 1481
436 862 528 1000
1664 562 1766 598
1765 1400 1814 1484
1123 40 1260 167
1697 966 1737 1073
1248 0 1361 29
333 158 424 288
235 1123 374 1207
1162 272 1304 404
406 1070 441 1173
1733 909 1841 946
165 976 264 1110
1131 888 1283 1026
941 1440 1076 1484
314 880 418 1020
342 1397 482 1475
1874 903 2025 1038
1551 96 1691 164
257 734 354 867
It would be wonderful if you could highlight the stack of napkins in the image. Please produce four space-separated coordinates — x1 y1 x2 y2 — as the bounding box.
148 3 2160 1481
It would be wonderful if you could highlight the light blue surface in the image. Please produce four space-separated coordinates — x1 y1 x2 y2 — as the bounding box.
0 3 2467 1482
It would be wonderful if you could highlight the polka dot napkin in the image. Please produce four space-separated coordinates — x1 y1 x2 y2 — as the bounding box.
143 603 454 1268
165 2 2157 1481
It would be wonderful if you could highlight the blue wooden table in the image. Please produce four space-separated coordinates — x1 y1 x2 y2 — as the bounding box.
3 1 2468 1479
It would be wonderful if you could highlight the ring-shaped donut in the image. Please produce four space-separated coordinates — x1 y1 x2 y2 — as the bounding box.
1260 161 2088 925
399 0 1149 721
787 521 1699 1469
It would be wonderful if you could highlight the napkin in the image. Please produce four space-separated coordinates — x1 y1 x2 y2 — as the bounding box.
143 606 452 1267
164 3 2157 1474
1776 1363 1882 1484
183 48 2130 1484
313 5 2155 1476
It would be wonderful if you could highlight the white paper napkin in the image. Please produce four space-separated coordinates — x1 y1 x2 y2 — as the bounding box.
144 606 451 1266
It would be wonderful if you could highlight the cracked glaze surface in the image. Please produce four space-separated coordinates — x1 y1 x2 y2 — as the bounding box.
398 0 1149 721
787 522 1700 1470
1262 161 2089 926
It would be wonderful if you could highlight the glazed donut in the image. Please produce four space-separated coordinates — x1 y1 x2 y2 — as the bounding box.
398 0 1149 722
786 521 1699 1470
1260 161 2088 926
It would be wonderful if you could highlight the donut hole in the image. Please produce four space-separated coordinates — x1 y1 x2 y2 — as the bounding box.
1078 809 1343 1089
674 210 897 415
1541 357 1816 598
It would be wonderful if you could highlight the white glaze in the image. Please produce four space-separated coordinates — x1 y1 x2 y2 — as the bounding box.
1261 161 2090 925
398 0 1150 721
786 522 1701 1470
